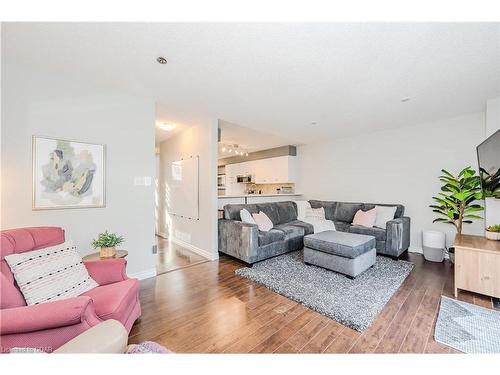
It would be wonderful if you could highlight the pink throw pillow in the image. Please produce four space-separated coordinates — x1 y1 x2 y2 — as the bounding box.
252 211 273 232
352 208 377 228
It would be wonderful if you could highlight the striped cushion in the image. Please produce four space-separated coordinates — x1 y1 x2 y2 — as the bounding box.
4 241 98 305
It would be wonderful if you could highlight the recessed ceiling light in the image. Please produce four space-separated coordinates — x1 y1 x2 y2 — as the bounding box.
156 56 168 65
401 97 410 102
158 123 176 131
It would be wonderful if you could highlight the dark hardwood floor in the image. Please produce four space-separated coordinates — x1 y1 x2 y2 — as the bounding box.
129 252 498 353
155 236 209 275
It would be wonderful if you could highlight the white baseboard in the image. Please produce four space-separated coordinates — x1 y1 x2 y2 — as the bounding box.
408 246 450 259
129 268 157 280
408 246 423 254
171 237 218 261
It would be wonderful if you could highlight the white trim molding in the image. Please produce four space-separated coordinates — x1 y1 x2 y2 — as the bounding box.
171 237 218 261
129 268 157 280
408 246 450 259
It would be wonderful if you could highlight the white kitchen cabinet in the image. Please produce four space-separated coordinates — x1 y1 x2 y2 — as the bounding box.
254 156 296 184
223 155 296 192
224 162 246 195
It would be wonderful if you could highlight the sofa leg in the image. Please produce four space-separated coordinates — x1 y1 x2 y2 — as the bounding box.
346 275 355 280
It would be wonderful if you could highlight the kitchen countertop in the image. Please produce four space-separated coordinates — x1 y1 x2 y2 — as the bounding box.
218 193 302 198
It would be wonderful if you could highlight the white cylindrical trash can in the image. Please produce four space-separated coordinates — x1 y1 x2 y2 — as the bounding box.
422 230 446 262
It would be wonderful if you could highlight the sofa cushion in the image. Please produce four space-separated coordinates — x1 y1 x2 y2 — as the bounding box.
333 221 351 233
334 202 363 222
304 231 376 259
362 203 404 219
252 212 274 232
258 229 285 246
274 224 305 241
287 220 314 235
256 204 280 225
240 208 256 225
349 225 386 241
352 208 377 228
309 200 337 220
305 207 326 220
81 278 139 321
5 240 98 306
224 204 258 221
373 206 398 229
274 201 297 224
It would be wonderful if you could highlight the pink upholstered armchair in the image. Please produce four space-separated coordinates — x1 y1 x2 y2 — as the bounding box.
0 227 141 353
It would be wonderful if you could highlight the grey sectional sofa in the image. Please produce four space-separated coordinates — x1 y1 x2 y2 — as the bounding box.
218 200 410 264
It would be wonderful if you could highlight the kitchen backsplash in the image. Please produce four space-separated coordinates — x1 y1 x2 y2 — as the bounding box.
245 183 295 195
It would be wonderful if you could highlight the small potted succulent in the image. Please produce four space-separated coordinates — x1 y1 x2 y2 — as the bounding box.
486 224 500 241
91 231 125 258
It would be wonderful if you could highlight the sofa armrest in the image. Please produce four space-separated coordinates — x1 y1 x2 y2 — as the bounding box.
54 319 128 353
84 258 128 285
0 296 98 335
218 219 259 263
386 216 411 256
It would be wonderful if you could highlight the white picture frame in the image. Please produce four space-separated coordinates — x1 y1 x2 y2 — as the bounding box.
32 135 106 210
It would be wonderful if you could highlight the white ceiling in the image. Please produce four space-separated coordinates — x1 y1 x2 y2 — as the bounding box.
218 119 294 158
3 23 499 144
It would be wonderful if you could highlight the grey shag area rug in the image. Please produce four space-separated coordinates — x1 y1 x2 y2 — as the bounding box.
235 251 413 331
435 296 500 353
494 298 500 309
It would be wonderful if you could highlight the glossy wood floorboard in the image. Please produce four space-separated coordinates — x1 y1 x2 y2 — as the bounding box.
129 252 497 353
155 236 208 275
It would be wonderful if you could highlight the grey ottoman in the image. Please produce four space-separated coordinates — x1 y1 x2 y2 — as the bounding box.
304 231 376 278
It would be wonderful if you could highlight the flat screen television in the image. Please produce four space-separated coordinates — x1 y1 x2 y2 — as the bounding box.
477 129 500 199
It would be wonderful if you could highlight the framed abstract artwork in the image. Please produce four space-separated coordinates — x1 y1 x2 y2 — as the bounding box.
32 136 106 210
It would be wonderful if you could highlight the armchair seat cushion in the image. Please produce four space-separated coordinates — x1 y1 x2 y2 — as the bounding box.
81 278 139 321
349 225 387 241
258 229 285 246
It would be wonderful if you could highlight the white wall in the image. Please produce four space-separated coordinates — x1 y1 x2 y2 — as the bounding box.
484 96 500 227
1 63 157 278
486 97 499 137
157 121 218 260
296 112 486 250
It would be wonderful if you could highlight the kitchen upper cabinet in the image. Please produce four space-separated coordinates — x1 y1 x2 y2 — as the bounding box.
254 156 296 184
224 155 296 191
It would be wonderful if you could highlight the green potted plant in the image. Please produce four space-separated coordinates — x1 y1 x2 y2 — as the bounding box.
486 224 500 241
429 167 484 262
91 230 125 258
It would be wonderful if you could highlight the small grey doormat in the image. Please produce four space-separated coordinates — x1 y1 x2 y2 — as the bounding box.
235 251 413 331
435 296 500 353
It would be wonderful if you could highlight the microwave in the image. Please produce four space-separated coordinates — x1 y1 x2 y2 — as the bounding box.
237 175 254 184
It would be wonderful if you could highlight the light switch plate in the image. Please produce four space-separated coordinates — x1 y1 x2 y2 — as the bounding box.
134 176 152 186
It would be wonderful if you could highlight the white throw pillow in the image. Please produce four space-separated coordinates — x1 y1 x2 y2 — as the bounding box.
304 207 326 220
295 200 312 221
374 206 398 229
5 241 98 305
240 208 256 225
